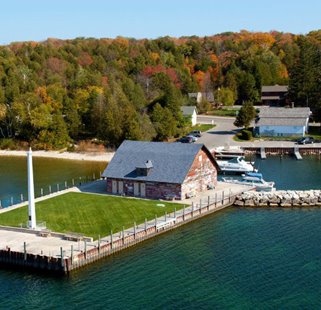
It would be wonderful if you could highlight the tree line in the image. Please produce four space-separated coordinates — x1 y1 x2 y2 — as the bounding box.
0 30 320 149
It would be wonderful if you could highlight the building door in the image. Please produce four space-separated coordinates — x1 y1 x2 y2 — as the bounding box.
112 180 117 194
140 183 146 197
118 181 123 194
134 183 139 196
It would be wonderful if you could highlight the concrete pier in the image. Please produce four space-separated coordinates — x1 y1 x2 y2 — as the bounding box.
0 184 250 275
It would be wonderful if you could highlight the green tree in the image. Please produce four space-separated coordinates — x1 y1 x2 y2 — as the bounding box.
234 101 256 128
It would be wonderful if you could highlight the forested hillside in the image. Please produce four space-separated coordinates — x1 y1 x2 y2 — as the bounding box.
0 30 320 149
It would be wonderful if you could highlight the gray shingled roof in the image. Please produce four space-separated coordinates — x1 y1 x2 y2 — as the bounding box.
181 106 197 116
256 107 311 127
257 118 307 126
258 107 311 118
261 85 288 92
102 140 213 184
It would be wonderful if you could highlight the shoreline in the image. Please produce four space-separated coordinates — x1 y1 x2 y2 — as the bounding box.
0 150 114 162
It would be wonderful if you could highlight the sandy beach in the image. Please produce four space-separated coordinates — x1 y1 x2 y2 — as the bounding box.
0 150 114 162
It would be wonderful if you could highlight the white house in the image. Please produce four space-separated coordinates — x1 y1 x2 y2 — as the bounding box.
255 107 311 137
181 106 198 126
188 92 214 104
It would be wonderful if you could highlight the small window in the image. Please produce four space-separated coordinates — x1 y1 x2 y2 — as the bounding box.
199 155 202 162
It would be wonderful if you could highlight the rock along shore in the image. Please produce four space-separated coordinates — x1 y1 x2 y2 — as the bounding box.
234 190 321 207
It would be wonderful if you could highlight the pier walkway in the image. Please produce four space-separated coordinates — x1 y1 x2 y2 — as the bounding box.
0 183 252 274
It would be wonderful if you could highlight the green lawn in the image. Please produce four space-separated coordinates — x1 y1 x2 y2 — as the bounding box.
207 109 239 117
190 123 215 132
0 193 183 240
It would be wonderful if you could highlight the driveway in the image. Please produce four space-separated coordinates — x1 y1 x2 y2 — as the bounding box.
196 115 240 149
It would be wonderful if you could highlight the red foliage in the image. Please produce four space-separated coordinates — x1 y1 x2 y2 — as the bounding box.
78 52 93 66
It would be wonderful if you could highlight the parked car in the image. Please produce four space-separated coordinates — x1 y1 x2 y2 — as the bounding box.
186 135 198 142
297 136 315 144
179 136 193 143
188 130 202 137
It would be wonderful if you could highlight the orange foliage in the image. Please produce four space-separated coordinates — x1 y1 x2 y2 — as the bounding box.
46 57 66 74
150 52 160 62
78 52 93 66
193 70 205 87
114 36 129 47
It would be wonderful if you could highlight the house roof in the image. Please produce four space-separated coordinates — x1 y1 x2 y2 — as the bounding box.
261 85 288 93
102 140 217 184
256 107 311 127
181 106 197 116
257 117 308 127
258 107 311 118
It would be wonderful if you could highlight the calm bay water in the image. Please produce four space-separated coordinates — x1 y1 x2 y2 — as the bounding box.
0 156 107 206
1 155 321 309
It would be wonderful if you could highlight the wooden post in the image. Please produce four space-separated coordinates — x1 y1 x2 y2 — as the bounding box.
11 196 13 205
215 192 217 207
144 218 147 233
71 245 74 265
183 205 185 220
191 202 194 217
98 235 101 254
49 185 51 194
222 191 225 204
72 179 75 186
21 193 24 202
165 212 167 222
41 188 43 196
174 208 176 218
155 215 157 227
229 189 232 203
24 242 27 261
110 230 113 249
84 241 87 260
57 183 60 192
208 196 210 210
65 181 68 189
134 222 136 239
60 247 64 267
122 226 125 244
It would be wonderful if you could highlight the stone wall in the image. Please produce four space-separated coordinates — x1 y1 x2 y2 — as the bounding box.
234 190 321 207
106 178 182 200
182 149 217 199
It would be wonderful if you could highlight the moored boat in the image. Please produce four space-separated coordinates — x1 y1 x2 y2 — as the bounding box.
217 156 255 174
222 172 275 192
213 145 245 160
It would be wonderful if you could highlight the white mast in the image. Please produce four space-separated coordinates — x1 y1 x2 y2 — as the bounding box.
27 148 36 229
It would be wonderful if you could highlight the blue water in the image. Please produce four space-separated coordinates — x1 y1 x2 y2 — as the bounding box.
1 156 321 309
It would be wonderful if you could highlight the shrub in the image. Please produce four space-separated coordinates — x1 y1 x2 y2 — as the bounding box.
241 129 253 140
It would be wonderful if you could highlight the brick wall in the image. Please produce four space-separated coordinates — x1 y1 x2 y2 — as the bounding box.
182 149 217 199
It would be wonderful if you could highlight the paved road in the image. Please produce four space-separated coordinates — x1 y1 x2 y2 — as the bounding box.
196 115 240 149
196 115 321 150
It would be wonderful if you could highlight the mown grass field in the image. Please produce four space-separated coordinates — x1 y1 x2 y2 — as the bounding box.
0 193 183 240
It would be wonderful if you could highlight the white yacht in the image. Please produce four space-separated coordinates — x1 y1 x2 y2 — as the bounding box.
213 145 245 160
223 172 275 192
217 156 255 174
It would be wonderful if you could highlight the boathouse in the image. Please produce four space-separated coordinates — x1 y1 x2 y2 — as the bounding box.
102 140 218 200
255 107 311 137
